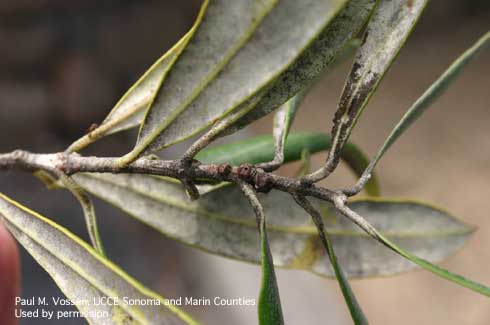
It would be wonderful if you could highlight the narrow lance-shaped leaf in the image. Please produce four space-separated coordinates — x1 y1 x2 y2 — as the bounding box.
306 0 429 182
257 90 307 171
65 1 208 153
223 0 376 135
381 233 490 297
347 30 490 195
273 94 303 157
75 173 474 279
337 203 490 297
195 132 380 196
121 0 349 164
239 182 284 325
58 173 105 256
293 195 367 324
0 193 196 325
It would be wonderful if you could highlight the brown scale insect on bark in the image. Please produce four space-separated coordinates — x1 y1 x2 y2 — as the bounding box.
237 163 273 193
254 171 273 193
237 163 254 181
218 163 232 176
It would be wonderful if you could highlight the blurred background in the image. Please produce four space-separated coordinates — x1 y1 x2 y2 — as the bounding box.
0 0 489 324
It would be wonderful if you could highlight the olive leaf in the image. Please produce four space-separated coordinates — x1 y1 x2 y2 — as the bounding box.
322 231 367 324
374 30 490 166
258 220 283 325
74 173 474 278
58 173 105 256
258 90 307 170
222 0 377 135
293 195 367 324
377 231 490 297
347 30 490 194
305 0 429 182
273 94 303 157
121 0 350 164
339 0 429 132
336 203 490 297
239 183 284 325
0 192 196 325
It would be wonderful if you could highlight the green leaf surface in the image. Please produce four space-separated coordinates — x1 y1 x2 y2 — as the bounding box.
258 225 284 325
239 183 284 325
0 193 196 325
123 0 349 163
74 174 474 279
325 234 367 324
196 132 328 166
223 0 377 135
326 0 429 163
337 203 490 297
378 232 490 297
293 195 367 324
